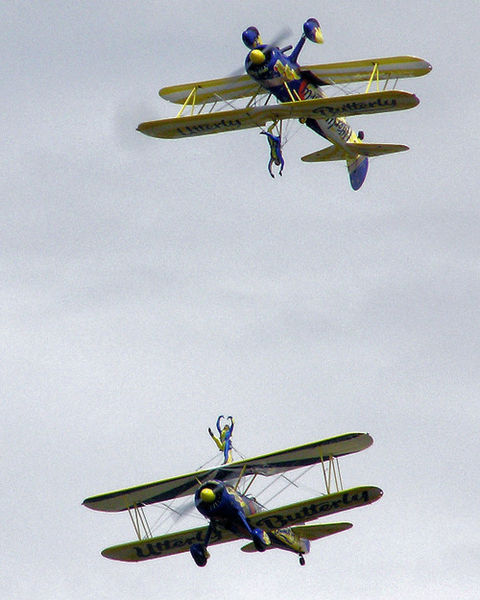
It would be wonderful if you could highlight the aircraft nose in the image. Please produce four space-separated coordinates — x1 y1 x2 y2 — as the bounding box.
249 49 266 65
200 487 216 504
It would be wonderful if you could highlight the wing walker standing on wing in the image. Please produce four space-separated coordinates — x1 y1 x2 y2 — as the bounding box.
83 420 383 567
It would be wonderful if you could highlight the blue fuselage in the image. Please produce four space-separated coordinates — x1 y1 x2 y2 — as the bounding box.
195 480 309 555
245 46 356 148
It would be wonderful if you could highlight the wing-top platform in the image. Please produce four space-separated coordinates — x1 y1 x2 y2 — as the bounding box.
159 56 431 105
83 432 373 513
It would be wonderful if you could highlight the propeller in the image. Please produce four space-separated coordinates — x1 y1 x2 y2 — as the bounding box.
195 480 225 514
225 25 293 79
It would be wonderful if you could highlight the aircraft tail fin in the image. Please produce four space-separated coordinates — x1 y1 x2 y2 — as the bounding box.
347 154 369 190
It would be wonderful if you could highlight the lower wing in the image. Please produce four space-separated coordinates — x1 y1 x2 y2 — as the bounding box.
249 486 383 530
101 524 237 562
137 91 418 140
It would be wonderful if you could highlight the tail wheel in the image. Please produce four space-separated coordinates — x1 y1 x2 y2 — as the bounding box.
299 554 306 566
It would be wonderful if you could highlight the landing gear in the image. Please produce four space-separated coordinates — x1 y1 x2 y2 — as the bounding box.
358 130 365 140
252 527 271 552
299 554 306 566
190 543 210 567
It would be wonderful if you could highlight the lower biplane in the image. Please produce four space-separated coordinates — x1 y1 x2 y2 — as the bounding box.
83 430 382 567
137 18 431 189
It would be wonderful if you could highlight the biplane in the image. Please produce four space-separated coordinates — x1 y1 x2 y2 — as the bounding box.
83 431 382 567
137 18 431 189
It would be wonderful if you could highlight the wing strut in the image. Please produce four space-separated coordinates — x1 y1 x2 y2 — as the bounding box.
319 454 344 494
365 63 380 93
176 86 198 118
128 504 153 541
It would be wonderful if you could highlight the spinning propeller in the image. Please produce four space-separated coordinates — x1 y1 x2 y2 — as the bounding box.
243 18 323 68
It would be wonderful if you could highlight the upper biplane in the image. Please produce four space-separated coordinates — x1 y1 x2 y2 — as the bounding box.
83 428 382 567
137 18 431 189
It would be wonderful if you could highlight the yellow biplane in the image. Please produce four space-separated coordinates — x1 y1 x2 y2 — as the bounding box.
83 431 382 567
137 18 431 189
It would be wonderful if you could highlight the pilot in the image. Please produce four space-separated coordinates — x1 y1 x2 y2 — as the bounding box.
208 416 235 464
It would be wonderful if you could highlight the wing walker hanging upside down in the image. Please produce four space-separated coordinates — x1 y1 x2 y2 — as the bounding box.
137 18 431 189
83 419 383 567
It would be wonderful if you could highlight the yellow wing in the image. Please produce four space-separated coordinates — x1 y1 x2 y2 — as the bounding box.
303 55 432 84
249 486 383 530
159 74 263 105
100 486 382 562
138 90 418 140
101 524 238 562
158 56 431 105
83 432 373 512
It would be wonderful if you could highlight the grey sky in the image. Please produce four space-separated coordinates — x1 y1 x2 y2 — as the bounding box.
2 2 479 598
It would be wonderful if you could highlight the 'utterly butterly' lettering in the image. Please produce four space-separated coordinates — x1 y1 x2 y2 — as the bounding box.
177 119 242 136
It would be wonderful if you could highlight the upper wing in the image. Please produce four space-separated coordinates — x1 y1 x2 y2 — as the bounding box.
303 55 432 85
101 523 238 562
138 90 418 140
82 432 373 512
249 486 383 530
159 74 263 105
158 56 431 106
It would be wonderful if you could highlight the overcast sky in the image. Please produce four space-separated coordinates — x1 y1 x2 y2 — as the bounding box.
2 1 479 599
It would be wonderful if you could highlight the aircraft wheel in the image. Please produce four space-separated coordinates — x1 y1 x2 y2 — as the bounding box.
190 543 209 567
252 528 270 552
358 130 365 140
299 555 305 566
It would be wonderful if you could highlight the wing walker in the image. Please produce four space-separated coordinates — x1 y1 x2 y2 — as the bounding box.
83 421 383 567
137 17 431 189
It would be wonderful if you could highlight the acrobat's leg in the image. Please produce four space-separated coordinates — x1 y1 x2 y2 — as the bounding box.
267 157 275 178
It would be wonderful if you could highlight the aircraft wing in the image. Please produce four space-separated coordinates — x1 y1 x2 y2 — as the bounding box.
158 56 430 106
101 523 238 562
138 90 418 140
249 486 383 530
302 55 432 84
82 432 373 513
159 74 263 105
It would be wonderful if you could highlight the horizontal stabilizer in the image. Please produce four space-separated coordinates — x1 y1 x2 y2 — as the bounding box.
241 522 352 552
346 142 409 157
302 142 409 163
292 522 352 540
301 144 350 162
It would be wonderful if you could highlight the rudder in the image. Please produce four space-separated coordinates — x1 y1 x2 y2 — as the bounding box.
348 155 368 190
